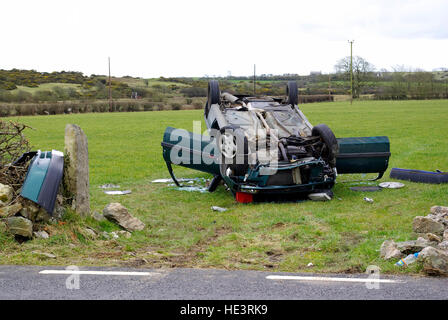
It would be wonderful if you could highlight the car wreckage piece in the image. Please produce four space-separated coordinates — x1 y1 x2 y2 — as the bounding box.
161 81 390 202
20 150 64 214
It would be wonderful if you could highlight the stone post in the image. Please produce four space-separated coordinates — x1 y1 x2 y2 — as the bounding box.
64 124 90 216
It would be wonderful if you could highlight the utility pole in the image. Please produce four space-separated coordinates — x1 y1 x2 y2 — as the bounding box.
348 40 354 105
328 73 331 100
253 64 256 96
445 79 447 98
108 57 112 110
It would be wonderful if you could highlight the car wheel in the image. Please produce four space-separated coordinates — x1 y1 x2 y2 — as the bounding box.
312 124 339 167
217 125 248 176
205 80 221 117
286 81 299 105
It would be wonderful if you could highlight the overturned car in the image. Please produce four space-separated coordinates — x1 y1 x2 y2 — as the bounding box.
161 81 391 203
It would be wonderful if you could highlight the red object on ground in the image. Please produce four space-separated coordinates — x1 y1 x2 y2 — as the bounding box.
235 192 253 203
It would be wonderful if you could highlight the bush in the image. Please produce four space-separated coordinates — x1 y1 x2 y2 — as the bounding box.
180 87 207 97
34 90 58 102
16 90 33 102
299 95 334 103
0 89 14 102
192 101 203 109
171 103 182 110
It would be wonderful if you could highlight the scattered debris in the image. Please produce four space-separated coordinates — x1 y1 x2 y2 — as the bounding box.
390 168 448 184
363 197 374 203
308 190 333 201
152 177 210 193
307 262 314 267
350 186 382 192
395 252 419 267
99 184 120 189
20 150 64 214
347 181 378 186
99 230 131 239
103 190 132 195
110 231 120 239
103 202 145 232
175 186 208 193
211 206 228 212
379 182 405 189
380 205 448 275
152 178 207 183
152 178 173 183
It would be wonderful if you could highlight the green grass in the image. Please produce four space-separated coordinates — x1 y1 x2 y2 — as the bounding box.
108 77 191 89
2 99 448 274
11 83 81 93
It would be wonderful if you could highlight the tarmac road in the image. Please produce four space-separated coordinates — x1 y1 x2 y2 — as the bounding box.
0 265 447 300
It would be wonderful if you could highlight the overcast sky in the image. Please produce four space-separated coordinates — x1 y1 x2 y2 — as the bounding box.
1 0 447 77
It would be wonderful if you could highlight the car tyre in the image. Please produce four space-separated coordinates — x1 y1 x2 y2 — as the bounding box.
286 81 299 105
205 80 221 117
312 124 339 167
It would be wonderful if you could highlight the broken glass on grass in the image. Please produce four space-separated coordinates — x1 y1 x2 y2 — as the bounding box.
152 177 210 193
103 190 132 195
100 184 131 195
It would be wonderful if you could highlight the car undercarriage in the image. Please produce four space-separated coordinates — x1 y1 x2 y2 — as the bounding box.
161 80 391 203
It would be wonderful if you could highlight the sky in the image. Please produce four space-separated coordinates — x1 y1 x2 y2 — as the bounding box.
1 0 447 77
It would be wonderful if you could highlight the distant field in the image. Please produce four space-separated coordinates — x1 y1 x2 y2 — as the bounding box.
9 78 189 94
107 77 191 88
2 99 448 274
11 82 81 93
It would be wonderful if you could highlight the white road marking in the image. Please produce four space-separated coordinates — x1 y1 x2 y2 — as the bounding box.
266 275 404 284
40 270 160 276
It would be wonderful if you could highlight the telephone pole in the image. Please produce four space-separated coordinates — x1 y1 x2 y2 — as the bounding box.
253 64 256 96
348 40 354 105
108 57 112 109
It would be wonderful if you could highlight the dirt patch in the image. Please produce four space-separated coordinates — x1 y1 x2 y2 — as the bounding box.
120 257 148 267
341 232 364 247
272 222 286 229
340 265 364 274
92 251 124 259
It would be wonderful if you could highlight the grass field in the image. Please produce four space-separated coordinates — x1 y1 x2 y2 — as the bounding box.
1 99 448 274
11 83 82 93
